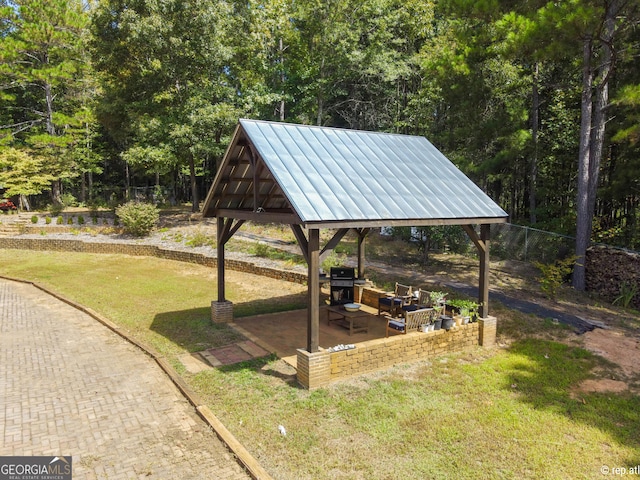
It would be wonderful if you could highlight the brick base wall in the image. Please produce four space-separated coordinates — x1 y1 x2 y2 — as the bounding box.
296 349 331 389
478 316 497 347
298 322 481 389
211 301 234 324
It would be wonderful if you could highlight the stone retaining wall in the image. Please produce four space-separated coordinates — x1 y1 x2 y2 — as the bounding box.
0 236 308 285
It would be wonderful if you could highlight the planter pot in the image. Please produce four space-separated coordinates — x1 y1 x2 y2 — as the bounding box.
433 318 442 330
462 316 470 325
454 315 463 327
441 316 454 330
421 324 429 333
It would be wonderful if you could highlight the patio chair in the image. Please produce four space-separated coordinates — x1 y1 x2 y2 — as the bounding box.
378 282 412 317
386 307 434 337
401 288 431 316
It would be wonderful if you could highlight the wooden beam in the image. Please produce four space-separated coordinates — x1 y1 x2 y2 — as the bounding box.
320 228 349 256
479 224 490 318
221 219 245 244
304 217 508 229
462 224 490 317
290 224 309 263
217 216 227 302
307 228 320 353
216 209 299 224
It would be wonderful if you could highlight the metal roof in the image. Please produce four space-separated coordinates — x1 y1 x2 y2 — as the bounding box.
202 119 508 228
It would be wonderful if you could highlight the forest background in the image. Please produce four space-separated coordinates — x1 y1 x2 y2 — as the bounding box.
1 0 639 291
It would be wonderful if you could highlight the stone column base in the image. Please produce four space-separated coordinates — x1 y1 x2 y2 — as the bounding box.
296 348 331 390
211 300 234 324
478 316 497 347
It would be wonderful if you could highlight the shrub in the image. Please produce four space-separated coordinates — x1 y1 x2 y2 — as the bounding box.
185 230 212 248
78 215 85 225
50 203 64 216
56 216 63 225
252 243 270 257
534 255 577 299
67 217 74 225
613 281 638 308
115 201 159 236
30 215 38 224
45 217 51 225
60 193 77 208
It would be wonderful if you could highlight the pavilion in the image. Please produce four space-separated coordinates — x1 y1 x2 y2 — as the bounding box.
202 119 508 376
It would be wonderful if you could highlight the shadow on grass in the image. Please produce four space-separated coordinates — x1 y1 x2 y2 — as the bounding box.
150 292 309 353
216 354 302 388
505 338 640 467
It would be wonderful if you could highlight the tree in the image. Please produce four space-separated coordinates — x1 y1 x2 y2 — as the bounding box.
0 0 97 205
91 0 239 212
0 147 55 210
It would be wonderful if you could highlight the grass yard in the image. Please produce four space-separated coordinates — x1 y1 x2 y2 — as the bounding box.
0 249 638 479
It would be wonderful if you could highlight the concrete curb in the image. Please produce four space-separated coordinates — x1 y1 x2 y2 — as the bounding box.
0 274 274 480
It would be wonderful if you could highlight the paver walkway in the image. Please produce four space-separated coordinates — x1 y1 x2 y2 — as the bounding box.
0 278 251 480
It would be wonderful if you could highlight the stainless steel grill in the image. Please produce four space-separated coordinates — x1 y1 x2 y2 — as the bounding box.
330 267 355 305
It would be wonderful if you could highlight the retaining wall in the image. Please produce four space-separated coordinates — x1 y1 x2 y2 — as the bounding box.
0 236 308 285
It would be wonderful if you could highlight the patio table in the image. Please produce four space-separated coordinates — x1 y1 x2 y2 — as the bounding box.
326 305 369 336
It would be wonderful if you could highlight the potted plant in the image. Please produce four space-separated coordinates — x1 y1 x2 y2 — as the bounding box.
440 315 454 330
467 301 481 322
447 299 479 324
446 298 464 315
429 291 447 315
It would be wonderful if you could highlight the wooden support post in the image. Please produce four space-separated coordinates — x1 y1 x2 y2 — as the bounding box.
307 228 320 353
479 224 490 318
291 224 309 264
462 224 491 318
217 216 226 302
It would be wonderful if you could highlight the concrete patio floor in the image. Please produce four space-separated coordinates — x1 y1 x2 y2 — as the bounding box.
231 304 389 367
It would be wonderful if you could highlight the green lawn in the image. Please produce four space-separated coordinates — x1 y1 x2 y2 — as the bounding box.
1 249 638 479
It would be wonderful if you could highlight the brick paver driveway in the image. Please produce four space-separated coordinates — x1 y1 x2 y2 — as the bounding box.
0 278 251 480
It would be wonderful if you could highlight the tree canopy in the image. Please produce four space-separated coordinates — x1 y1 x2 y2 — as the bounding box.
1 0 639 280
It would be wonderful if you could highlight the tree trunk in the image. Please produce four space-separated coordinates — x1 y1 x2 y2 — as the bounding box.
19 194 30 212
529 62 539 225
573 0 617 290
188 153 199 212
81 172 87 204
125 161 130 200
279 37 285 121
573 36 594 291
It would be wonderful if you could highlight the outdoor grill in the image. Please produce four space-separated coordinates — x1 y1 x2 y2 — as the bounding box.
329 267 355 305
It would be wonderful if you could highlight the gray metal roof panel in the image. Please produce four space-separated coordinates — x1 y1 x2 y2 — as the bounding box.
239 119 508 223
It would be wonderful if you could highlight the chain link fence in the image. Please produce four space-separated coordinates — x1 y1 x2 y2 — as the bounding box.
489 224 576 264
486 223 639 264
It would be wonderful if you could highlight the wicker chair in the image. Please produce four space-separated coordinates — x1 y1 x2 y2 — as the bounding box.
378 283 412 317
